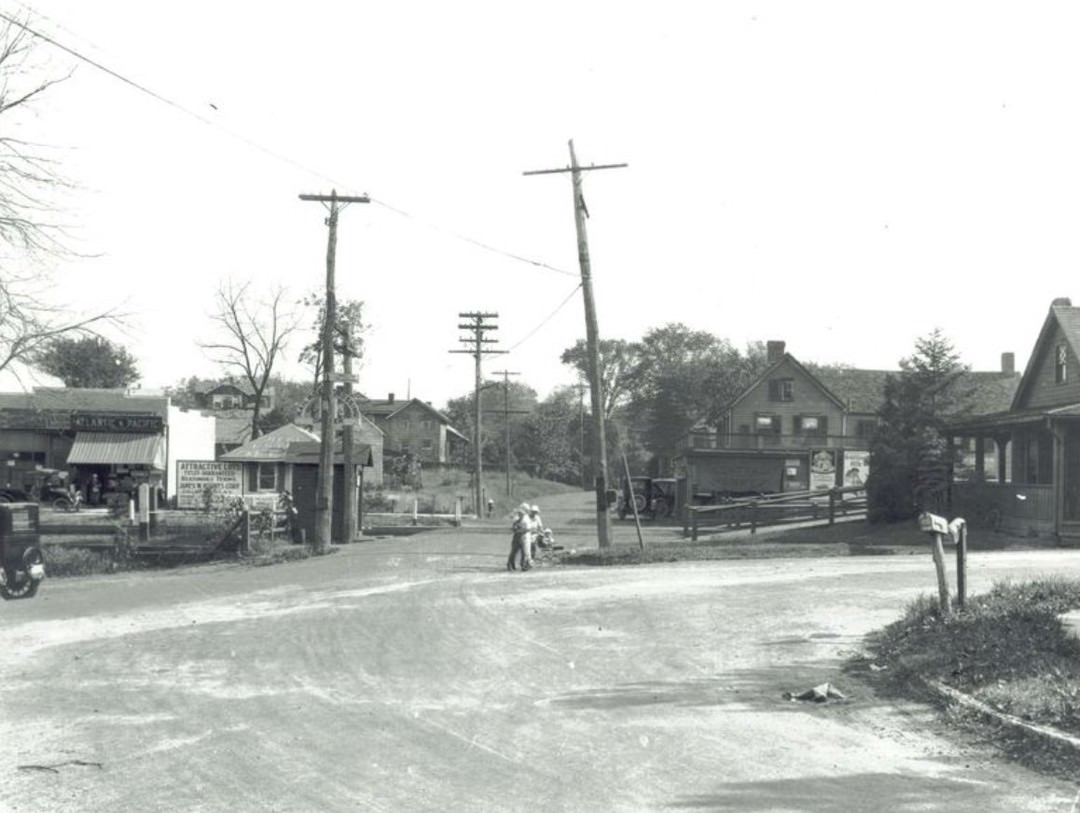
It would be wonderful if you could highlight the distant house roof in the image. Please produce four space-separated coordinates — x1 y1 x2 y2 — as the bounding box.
358 396 460 429
215 413 255 447
220 424 320 461
811 368 893 414
194 380 258 396
0 387 169 416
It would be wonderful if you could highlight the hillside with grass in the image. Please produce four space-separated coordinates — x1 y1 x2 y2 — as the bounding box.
365 469 583 517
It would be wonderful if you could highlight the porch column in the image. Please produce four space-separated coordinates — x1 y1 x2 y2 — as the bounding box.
994 435 1009 484
974 436 986 482
1051 421 1066 535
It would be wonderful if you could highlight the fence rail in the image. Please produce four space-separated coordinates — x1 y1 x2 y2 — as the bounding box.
684 485 867 540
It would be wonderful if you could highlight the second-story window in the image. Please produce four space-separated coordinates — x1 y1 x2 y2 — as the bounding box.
795 415 828 437
756 414 781 434
1056 344 1068 384
768 378 794 402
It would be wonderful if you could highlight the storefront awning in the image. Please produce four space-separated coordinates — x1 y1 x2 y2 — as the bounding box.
66 433 166 469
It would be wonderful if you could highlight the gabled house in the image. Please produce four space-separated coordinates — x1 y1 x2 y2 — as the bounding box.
949 297 1080 540
358 393 468 467
677 340 1019 507
193 380 275 412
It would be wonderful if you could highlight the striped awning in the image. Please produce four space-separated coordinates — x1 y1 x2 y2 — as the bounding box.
66 433 166 469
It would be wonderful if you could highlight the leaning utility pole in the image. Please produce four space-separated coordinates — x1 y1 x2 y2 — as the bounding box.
524 140 627 549
298 189 369 552
450 312 505 516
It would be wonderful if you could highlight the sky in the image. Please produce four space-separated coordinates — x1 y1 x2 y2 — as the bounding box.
3 1 1080 408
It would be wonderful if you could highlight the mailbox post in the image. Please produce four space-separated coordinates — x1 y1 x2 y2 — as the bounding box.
918 511 952 617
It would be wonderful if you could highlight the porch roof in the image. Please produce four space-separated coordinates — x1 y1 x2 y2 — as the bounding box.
948 402 1080 434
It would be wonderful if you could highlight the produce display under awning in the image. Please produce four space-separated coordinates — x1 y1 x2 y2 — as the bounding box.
66 432 166 469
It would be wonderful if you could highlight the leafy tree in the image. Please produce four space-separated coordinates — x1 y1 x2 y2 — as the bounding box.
0 18 122 379
200 280 299 441
628 325 768 469
559 338 640 418
35 336 139 388
298 294 365 390
868 329 975 522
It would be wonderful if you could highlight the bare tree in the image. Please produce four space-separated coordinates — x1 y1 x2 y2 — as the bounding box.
0 16 121 381
200 280 300 440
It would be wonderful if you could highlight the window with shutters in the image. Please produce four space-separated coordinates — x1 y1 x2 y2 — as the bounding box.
756 414 781 434
767 378 794 402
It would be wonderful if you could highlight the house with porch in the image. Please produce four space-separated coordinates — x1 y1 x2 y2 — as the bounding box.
677 340 1019 510
948 297 1080 540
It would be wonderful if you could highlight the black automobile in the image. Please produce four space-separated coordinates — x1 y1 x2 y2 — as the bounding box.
617 476 677 520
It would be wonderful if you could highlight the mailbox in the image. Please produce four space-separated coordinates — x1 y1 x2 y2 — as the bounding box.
918 511 949 535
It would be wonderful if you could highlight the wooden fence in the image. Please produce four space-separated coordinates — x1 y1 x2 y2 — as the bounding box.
683 485 867 540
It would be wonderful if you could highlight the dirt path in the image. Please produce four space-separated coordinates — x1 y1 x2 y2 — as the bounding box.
2 501 1080 811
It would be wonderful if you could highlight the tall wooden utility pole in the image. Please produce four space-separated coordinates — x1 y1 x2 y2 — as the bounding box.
450 312 505 516
524 140 627 548
298 189 369 552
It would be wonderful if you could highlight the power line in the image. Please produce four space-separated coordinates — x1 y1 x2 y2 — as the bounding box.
1 9 578 280
503 282 583 353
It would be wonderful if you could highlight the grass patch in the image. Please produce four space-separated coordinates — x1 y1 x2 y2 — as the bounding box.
858 578 1080 777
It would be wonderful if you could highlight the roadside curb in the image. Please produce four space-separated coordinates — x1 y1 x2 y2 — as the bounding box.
924 678 1080 752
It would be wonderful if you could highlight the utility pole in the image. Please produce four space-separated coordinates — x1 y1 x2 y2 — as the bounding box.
450 312 505 516
524 140 627 549
298 189 369 552
491 370 527 497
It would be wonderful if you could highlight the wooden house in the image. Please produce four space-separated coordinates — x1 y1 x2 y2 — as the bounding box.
948 297 1080 540
677 340 1019 509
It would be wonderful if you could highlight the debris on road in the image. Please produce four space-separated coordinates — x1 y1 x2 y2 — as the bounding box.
783 682 847 703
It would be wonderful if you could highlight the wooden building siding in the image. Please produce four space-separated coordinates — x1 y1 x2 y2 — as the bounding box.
382 403 446 463
726 359 846 445
1020 324 1080 409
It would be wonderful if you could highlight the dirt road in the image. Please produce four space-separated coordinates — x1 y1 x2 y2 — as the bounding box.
3 493 1080 811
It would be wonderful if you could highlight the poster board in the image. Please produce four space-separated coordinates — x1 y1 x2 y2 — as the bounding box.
176 460 243 510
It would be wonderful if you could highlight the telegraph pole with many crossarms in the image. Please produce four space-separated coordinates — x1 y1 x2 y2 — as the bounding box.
450 312 505 516
524 141 627 549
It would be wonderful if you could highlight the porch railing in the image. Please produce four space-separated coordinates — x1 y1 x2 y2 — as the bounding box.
680 432 872 453
949 482 1054 531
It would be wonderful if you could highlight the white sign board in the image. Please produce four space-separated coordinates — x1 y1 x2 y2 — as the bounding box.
176 460 243 510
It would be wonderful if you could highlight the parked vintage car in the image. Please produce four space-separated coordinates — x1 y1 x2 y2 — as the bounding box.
617 476 677 520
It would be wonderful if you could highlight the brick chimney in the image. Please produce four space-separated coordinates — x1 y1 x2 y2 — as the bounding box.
1001 352 1015 375
388 392 395 404
766 340 786 363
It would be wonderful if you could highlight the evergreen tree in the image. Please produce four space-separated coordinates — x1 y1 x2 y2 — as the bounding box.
868 329 974 521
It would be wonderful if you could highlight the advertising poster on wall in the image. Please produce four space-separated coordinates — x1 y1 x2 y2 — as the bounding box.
810 449 837 491
176 460 243 510
843 450 871 488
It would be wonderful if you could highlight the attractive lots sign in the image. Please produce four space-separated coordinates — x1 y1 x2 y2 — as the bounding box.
176 460 243 510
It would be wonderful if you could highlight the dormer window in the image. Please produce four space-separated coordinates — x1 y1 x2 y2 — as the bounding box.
1056 344 1068 384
